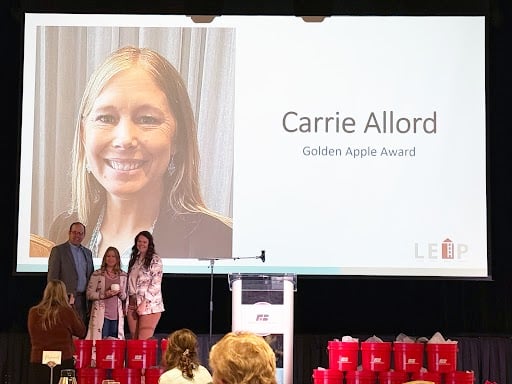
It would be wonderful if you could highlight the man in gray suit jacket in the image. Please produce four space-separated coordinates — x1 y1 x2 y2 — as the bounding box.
47 222 94 327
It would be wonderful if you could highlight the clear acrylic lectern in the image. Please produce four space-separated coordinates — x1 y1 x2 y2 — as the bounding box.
228 273 297 384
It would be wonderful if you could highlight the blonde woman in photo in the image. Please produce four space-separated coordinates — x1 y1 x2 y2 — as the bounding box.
49 46 232 261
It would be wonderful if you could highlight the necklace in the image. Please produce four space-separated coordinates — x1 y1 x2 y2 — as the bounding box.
105 269 118 278
89 205 158 258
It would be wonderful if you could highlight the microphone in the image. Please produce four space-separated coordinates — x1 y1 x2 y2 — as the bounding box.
261 250 266 263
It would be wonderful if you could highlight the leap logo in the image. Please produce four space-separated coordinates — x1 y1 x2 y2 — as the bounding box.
414 238 468 260
256 314 269 321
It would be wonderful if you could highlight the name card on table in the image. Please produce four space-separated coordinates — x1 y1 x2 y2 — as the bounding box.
42 350 62 366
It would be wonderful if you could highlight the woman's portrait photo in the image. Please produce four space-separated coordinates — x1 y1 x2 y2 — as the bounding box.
26 24 235 262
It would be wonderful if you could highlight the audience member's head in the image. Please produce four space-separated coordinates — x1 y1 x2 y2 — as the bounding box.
163 328 201 378
34 279 73 330
209 331 277 384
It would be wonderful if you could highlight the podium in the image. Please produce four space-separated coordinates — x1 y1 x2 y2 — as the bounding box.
228 273 297 384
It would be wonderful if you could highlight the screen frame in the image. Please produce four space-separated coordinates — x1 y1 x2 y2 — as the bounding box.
12 12 492 281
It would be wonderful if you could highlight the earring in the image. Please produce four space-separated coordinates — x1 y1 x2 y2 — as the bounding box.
85 163 92 174
168 157 176 176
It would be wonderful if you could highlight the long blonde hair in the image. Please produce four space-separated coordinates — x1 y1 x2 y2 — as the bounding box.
33 280 72 331
70 46 231 227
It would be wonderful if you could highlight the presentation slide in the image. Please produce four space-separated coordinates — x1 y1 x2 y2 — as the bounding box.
16 14 488 277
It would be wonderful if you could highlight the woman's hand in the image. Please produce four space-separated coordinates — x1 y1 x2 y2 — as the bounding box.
127 296 137 314
136 299 147 315
104 289 120 298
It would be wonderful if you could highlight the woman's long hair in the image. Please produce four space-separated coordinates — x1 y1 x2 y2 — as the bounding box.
70 46 231 227
163 328 201 379
128 231 156 271
33 280 72 331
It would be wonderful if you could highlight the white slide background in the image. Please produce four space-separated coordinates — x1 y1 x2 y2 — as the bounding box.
17 15 487 277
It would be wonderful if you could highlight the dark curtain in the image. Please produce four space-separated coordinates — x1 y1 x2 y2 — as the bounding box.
0 333 31 384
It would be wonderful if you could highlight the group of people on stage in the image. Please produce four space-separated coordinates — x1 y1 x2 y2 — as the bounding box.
28 221 165 383
44 221 164 341
27 221 277 384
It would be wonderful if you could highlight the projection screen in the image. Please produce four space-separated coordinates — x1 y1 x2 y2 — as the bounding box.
16 13 488 278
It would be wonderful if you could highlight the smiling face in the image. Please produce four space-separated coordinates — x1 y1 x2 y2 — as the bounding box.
136 233 150 255
104 249 119 269
68 223 85 246
82 67 176 198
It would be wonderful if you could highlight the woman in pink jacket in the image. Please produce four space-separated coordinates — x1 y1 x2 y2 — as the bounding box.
127 230 165 339
86 246 128 340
